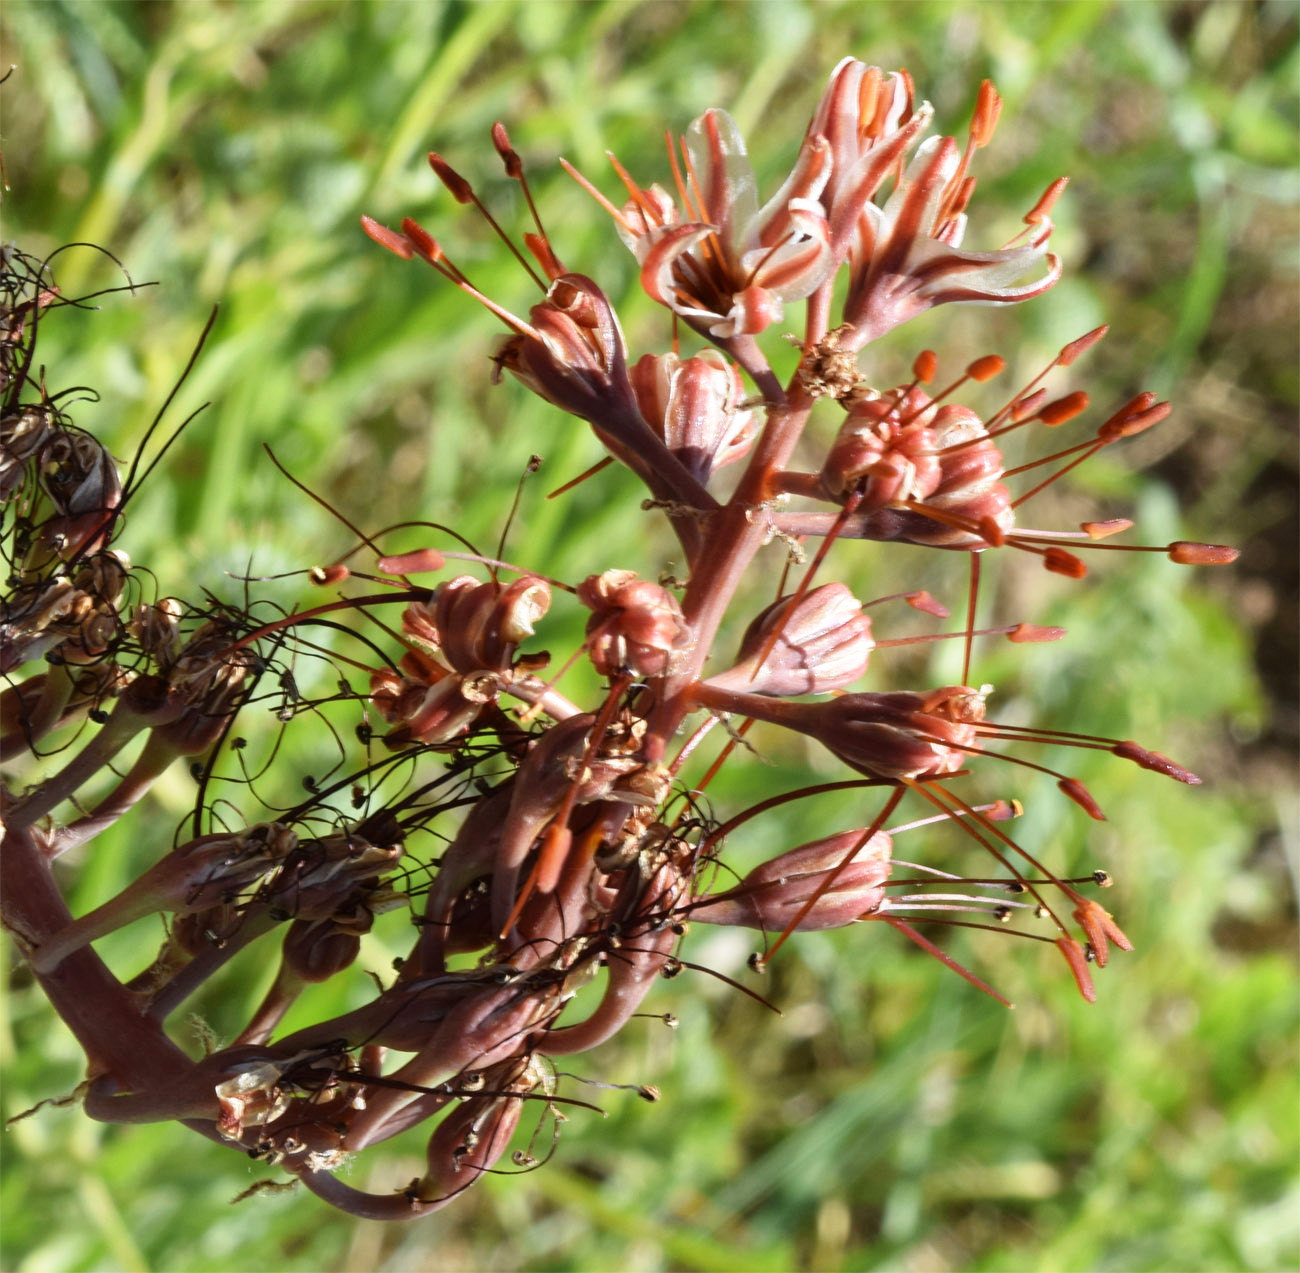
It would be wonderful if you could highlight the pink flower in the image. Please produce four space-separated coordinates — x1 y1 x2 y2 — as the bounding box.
842 88 1064 346
805 59 934 259
571 109 834 338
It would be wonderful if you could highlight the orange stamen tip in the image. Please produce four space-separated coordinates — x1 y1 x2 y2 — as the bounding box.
904 590 950 619
1007 623 1066 643
967 355 1005 382
1039 391 1089 426
1168 541 1238 566
427 153 474 204
399 218 443 263
1056 936 1097 1002
1010 389 1048 422
977 515 1006 548
913 350 938 384
309 563 350 586
1059 777 1106 821
1057 324 1109 366
361 215 415 259
1103 401 1172 442
985 798 1022 821
377 548 446 577
491 122 524 177
1097 393 1162 441
1081 518 1133 540
1112 740 1201 785
971 80 1003 146
1025 176 1069 224
1043 546 1087 579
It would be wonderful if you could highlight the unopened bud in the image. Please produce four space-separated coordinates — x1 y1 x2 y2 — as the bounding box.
577 570 688 677
692 828 893 932
628 351 758 484
704 583 873 697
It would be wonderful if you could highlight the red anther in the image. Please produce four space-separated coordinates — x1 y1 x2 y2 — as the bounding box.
970 80 1003 147
427 152 475 204
1072 898 1133 967
1006 623 1066 643
1097 392 1156 438
523 232 564 280
535 822 572 895
913 350 937 383
1024 176 1069 225
1010 388 1048 422
1058 776 1106 821
491 121 524 178
967 355 1005 382
1099 400 1170 441
1056 936 1097 1003
977 514 1006 547
1043 546 1087 578
309 563 350 586
1112 740 1202 785
1039 391 1089 426
1081 518 1133 539
904 590 950 619
377 549 447 577
399 218 443 263
1168 541 1239 566
360 215 414 259
1056 324 1109 366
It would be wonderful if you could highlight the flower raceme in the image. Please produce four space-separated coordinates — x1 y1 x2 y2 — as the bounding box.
1 63 1239 1221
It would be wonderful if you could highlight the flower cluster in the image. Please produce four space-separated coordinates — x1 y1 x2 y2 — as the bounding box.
2 64 1235 1220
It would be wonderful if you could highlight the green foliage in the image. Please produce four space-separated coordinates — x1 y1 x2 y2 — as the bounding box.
2 1 1295 1269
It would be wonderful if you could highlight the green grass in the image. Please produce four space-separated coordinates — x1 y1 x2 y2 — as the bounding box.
2 2 1297 1270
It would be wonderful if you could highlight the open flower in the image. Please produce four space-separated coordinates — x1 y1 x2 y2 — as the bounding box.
805 59 934 258
571 109 834 339
842 96 1064 346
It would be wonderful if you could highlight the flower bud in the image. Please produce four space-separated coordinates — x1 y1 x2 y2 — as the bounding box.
628 350 758 484
693 682 984 781
692 828 892 931
496 274 636 425
705 582 873 696
819 388 943 509
577 570 689 677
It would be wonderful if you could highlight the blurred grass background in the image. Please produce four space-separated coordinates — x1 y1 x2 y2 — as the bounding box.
1 1 1296 1270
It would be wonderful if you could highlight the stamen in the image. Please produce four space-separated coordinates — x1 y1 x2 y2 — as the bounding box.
427 152 549 292
546 457 615 499
764 785 906 962
879 915 1012 1007
489 123 566 281
560 157 642 235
